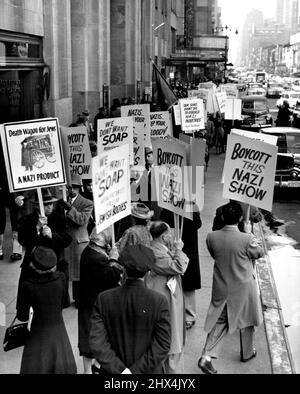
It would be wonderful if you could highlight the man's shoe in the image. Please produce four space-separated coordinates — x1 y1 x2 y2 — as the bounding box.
268 219 285 228
198 357 218 374
241 349 257 362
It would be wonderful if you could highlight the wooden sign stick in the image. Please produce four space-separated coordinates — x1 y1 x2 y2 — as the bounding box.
37 188 45 217
111 225 116 248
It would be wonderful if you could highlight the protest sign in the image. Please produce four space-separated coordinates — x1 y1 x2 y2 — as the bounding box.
97 117 134 165
150 111 172 139
92 144 131 234
225 99 242 121
61 126 92 184
220 84 239 98
179 134 206 212
216 92 227 114
231 128 278 145
223 133 278 211
152 137 192 219
121 104 151 166
173 104 182 126
179 98 205 132
188 90 209 123
0 118 66 192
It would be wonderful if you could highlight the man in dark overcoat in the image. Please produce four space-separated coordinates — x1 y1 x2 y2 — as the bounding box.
198 203 264 374
89 244 171 374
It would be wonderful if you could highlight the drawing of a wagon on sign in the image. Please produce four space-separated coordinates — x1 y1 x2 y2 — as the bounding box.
21 135 56 170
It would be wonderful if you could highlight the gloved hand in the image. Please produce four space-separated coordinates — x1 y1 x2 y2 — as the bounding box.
109 246 119 261
37 216 48 228
41 225 52 239
62 200 72 211
15 196 25 207
174 239 184 251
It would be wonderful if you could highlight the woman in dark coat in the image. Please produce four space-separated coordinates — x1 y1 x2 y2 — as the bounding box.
78 227 122 374
17 246 77 374
160 202 202 329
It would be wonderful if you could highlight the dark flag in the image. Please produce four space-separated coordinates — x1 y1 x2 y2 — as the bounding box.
152 62 178 111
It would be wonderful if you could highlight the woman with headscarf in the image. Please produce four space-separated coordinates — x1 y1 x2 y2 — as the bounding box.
115 203 154 253
78 227 123 374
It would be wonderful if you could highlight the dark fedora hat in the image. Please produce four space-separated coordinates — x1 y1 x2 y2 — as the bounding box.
32 246 57 271
33 188 58 205
120 245 156 278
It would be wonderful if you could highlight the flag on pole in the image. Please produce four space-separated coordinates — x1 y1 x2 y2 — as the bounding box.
152 62 178 111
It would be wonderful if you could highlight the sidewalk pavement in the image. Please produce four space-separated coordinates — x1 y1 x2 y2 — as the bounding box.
0 151 272 374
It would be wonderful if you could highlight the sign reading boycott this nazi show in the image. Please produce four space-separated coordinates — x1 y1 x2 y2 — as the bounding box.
97 117 134 165
223 133 278 211
61 126 92 183
92 144 131 234
152 138 192 220
0 118 66 192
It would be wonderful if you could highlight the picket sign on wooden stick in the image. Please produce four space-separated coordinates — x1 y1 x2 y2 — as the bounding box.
180 216 185 240
37 188 45 217
62 185 68 202
111 225 116 247
245 204 250 223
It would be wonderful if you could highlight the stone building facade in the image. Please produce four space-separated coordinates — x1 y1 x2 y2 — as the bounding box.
0 0 179 126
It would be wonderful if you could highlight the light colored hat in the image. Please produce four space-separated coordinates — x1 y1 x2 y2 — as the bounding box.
131 203 154 220
70 173 83 187
89 227 112 248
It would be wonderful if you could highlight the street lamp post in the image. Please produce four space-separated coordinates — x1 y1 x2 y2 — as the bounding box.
214 25 238 83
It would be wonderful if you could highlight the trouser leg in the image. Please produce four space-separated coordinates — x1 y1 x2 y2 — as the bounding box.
164 351 184 374
184 290 196 323
240 326 255 360
72 281 80 302
202 307 229 359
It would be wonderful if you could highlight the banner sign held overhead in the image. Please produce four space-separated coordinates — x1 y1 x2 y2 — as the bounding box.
92 144 131 234
150 111 172 139
152 137 192 219
61 126 92 184
121 104 151 166
223 133 278 211
97 117 134 165
0 118 66 192
179 98 205 132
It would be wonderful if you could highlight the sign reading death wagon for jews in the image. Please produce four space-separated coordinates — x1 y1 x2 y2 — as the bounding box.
223 133 278 211
152 138 192 220
92 144 131 234
0 118 66 192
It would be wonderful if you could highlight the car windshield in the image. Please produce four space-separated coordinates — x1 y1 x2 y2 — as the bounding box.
243 101 267 111
269 84 282 88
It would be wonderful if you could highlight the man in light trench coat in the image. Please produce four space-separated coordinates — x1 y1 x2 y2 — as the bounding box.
198 202 264 374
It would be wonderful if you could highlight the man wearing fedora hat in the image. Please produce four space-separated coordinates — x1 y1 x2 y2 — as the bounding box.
60 173 94 308
16 188 72 311
89 244 171 374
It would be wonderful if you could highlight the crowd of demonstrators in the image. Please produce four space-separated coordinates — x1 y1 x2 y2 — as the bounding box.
0 93 272 375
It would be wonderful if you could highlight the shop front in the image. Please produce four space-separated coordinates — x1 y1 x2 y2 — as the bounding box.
0 30 45 124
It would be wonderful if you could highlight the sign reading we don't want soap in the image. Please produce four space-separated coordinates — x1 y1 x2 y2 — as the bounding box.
0 118 66 192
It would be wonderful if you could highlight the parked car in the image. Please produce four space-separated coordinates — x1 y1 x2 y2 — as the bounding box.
246 83 266 96
236 95 273 131
266 82 284 98
259 127 300 187
276 91 300 109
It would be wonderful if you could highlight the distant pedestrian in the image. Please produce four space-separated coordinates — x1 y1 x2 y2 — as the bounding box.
93 107 106 136
110 98 121 118
198 203 264 374
89 244 171 374
17 246 77 374
214 111 225 154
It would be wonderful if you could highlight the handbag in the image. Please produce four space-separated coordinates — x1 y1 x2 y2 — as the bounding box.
3 316 29 352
